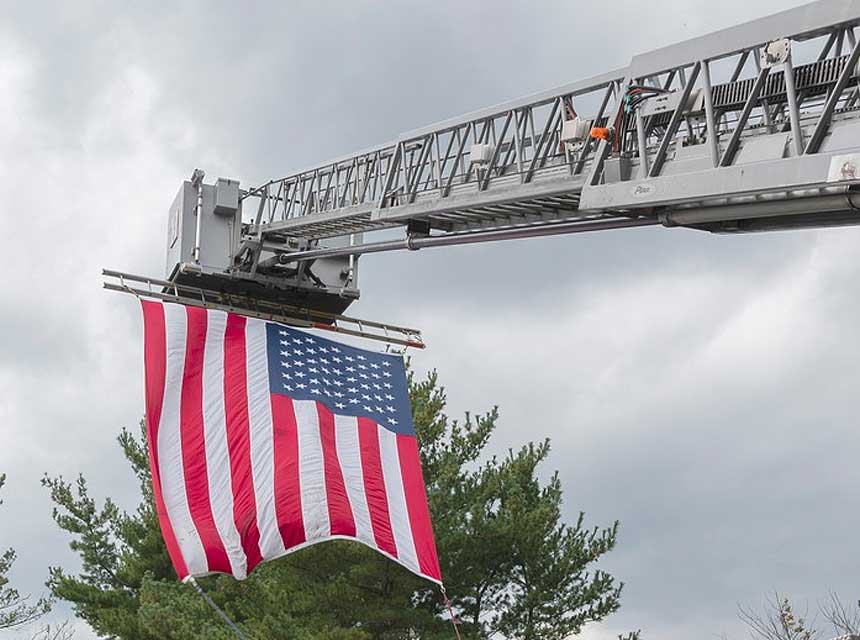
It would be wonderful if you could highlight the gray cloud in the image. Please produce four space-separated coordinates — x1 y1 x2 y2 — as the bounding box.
3 1 856 639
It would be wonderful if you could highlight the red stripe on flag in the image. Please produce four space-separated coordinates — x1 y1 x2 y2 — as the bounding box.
223 314 264 573
357 418 397 557
141 301 188 579
270 395 305 548
180 306 232 574
396 434 442 582
317 404 356 537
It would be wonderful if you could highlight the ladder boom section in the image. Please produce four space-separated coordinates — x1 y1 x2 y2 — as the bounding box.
242 0 860 253
244 68 627 241
583 0 860 218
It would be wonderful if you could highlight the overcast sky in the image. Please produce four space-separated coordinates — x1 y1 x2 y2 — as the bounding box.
2 1 859 639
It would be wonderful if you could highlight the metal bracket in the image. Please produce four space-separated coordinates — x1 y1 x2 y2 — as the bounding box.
102 269 425 350
761 38 791 67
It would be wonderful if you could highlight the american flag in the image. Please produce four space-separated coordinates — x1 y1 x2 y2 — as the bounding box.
141 300 441 584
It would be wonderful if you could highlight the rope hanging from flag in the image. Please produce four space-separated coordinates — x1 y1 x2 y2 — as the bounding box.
140 300 442 585
188 577 250 640
442 586 463 640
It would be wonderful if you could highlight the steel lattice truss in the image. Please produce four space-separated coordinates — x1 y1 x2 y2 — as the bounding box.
238 0 860 262
242 67 625 243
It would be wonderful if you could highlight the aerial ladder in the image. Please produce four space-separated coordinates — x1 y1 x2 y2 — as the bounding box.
106 0 860 348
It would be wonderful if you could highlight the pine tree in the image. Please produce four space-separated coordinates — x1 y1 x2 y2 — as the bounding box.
43 368 623 639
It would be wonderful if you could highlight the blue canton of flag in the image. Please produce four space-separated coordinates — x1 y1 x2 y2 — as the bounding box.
266 324 413 435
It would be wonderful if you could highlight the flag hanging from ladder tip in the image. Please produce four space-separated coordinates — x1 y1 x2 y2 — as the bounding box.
140 300 442 584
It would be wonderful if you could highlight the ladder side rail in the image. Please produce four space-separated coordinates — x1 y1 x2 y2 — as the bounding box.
246 1 860 242
805 32 860 153
701 59 721 167
650 62 702 176
719 67 771 167
245 72 623 235
784 51 805 155
574 81 617 175
626 0 860 79
585 3 860 202
388 81 619 204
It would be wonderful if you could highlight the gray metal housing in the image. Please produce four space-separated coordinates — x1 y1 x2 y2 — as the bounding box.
166 179 360 317
166 180 241 277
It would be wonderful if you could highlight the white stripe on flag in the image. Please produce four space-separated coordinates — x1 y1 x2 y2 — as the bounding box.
202 309 247 579
244 319 285 560
160 303 207 575
293 399 330 540
334 415 374 546
377 426 419 574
